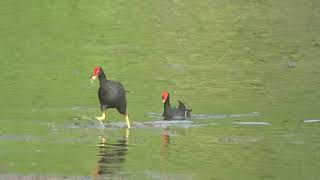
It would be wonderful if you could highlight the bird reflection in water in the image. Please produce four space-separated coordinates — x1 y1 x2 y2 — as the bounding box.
161 127 171 160
160 127 174 178
94 128 129 179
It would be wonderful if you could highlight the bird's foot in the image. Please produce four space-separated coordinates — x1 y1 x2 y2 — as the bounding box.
96 116 105 121
96 111 106 121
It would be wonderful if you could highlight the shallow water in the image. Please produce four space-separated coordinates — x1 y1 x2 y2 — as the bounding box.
1 0 320 179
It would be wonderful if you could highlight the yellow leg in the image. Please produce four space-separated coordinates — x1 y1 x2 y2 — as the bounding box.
125 128 129 142
125 128 130 138
125 114 131 129
96 111 106 121
96 111 106 128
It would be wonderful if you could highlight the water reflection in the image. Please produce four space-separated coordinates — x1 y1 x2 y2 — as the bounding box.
94 129 129 179
161 127 170 160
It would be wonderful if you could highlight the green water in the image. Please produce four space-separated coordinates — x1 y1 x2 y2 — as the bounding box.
1 0 320 179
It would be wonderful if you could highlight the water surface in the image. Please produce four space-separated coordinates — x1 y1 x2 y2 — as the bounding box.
0 0 320 179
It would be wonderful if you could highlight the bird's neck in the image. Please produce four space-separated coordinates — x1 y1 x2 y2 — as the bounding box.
163 98 172 114
98 71 108 86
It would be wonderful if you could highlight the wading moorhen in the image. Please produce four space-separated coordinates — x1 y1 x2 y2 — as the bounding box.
162 91 192 120
90 66 130 128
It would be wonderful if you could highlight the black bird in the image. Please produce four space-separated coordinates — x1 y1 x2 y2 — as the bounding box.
162 91 192 120
90 66 130 128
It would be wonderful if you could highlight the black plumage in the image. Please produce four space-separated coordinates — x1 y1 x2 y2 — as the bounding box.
91 66 130 128
162 91 192 120
97 71 127 114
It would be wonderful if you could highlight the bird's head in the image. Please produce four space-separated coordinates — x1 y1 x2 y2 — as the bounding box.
162 91 170 103
90 66 102 82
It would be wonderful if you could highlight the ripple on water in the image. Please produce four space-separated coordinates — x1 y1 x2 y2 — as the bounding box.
303 119 320 123
232 122 271 125
189 112 260 120
220 136 261 143
67 111 262 129
143 171 193 180
145 112 260 120
64 120 218 129
108 121 195 129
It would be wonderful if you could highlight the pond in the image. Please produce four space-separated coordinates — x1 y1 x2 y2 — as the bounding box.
0 0 320 179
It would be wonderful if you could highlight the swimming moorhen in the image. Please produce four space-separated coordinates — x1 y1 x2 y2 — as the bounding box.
162 91 192 120
90 66 130 128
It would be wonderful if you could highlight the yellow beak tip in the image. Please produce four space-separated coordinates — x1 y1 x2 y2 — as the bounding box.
90 76 97 83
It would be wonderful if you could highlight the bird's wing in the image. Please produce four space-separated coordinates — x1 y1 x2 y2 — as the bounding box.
177 100 186 109
177 100 192 112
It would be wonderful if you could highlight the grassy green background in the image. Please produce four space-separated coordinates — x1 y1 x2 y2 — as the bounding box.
0 0 319 179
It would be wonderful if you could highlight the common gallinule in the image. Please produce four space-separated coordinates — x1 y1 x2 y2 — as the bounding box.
90 66 130 128
162 91 192 120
